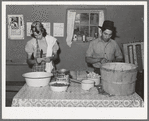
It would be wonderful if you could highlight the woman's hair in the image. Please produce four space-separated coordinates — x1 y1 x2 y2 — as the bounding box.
30 21 47 38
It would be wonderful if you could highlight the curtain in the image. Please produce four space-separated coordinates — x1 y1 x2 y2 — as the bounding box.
66 11 76 47
98 10 104 37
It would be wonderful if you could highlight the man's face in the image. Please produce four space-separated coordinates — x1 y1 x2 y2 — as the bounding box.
101 29 112 42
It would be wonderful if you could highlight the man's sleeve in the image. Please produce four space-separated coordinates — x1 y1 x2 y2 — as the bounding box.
86 42 93 57
115 43 123 59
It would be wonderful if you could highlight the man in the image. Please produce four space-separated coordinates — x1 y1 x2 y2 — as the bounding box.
85 20 123 74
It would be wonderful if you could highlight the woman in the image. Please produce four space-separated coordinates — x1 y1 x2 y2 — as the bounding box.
25 21 59 72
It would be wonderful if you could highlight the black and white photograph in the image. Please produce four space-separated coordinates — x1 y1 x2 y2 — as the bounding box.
1 1 148 120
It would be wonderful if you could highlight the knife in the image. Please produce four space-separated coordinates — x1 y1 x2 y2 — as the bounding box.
40 49 43 58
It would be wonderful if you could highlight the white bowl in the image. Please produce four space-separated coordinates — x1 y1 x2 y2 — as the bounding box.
81 80 94 90
22 72 53 87
49 81 69 92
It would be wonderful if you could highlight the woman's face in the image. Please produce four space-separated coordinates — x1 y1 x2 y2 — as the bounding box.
101 29 112 42
32 27 43 39
33 31 43 39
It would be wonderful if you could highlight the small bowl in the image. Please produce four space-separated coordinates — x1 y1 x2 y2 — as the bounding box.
49 81 69 92
81 80 94 90
22 72 53 87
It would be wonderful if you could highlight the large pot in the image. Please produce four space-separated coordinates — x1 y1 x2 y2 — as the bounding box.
22 72 53 87
100 62 138 96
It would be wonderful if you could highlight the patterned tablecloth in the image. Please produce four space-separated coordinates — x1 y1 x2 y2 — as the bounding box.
11 82 144 107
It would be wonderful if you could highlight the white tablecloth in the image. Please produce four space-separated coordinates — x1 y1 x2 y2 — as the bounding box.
11 82 144 107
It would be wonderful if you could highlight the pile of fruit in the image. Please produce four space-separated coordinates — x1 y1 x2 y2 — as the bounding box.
87 72 100 79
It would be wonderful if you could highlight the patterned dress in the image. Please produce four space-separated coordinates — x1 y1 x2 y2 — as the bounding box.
32 40 46 72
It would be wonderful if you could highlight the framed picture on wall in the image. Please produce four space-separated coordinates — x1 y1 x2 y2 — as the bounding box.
8 15 24 40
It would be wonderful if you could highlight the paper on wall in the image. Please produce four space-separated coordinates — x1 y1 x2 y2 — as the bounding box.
53 23 64 37
8 15 24 39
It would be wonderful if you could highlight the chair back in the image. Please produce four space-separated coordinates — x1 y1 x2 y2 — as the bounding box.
123 42 144 72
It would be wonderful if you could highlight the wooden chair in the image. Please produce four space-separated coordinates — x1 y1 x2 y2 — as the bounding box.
123 42 144 72
123 42 144 100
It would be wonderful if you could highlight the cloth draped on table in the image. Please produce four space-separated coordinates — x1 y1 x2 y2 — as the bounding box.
11 82 144 107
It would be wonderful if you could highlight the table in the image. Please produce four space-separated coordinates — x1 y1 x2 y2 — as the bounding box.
11 82 144 107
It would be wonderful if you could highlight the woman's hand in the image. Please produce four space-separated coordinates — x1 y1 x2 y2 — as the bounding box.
43 56 53 63
36 58 45 64
36 57 52 64
44 57 51 62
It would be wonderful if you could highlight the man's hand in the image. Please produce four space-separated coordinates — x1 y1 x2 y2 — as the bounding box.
115 58 123 62
101 58 109 64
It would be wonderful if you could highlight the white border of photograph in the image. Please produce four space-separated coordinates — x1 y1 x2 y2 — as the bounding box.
2 1 148 120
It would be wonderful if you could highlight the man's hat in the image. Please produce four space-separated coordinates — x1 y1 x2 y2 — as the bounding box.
98 20 114 31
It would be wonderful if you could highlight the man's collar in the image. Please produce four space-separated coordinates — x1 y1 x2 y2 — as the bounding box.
98 37 111 43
